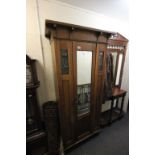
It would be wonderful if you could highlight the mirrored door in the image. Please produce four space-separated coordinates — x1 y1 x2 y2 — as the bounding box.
73 42 97 138
77 51 92 116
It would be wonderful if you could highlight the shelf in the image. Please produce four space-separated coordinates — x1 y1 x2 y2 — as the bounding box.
27 131 46 143
105 87 127 101
100 108 124 127
26 82 40 89
112 87 126 97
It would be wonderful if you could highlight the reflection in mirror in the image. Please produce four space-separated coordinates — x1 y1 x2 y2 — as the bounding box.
115 53 123 85
111 52 117 83
77 51 92 116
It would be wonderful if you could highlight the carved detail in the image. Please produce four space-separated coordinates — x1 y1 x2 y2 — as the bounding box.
60 49 69 74
98 51 104 71
43 101 60 155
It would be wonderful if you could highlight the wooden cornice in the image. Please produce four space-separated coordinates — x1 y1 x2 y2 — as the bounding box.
45 20 115 39
45 20 128 43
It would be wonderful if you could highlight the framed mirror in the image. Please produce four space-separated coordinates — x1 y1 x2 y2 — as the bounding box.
76 51 92 116
111 52 118 85
115 53 123 85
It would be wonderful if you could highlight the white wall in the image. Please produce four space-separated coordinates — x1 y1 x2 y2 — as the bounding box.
26 0 47 111
26 0 129 112
57 0 129 22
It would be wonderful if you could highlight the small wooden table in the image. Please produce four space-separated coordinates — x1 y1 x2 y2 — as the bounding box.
100 87 127 126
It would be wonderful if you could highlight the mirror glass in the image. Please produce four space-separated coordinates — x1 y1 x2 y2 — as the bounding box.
111 52 117 83
77 51 92 116
115 53 123 85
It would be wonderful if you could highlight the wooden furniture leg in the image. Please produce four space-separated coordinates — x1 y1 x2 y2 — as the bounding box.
109 99 114 124
119 95 125 117
115 98 119 108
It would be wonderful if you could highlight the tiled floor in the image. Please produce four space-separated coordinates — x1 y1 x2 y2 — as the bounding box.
66 113 129 155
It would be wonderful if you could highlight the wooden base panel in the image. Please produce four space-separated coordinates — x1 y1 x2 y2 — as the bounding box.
100 108 124 127
65 129 101 152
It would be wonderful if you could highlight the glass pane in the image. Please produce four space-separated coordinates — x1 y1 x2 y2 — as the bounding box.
77 51 92 116
115 53 123 85
98 51 104 72
60 49 69 74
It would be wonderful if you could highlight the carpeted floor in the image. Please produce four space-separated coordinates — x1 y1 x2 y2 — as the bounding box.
66 113 129 155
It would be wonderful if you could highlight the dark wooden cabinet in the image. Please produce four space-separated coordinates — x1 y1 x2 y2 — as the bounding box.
26 55 41 135
26 88 41 134
45 20 115 150
26 55 47 155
